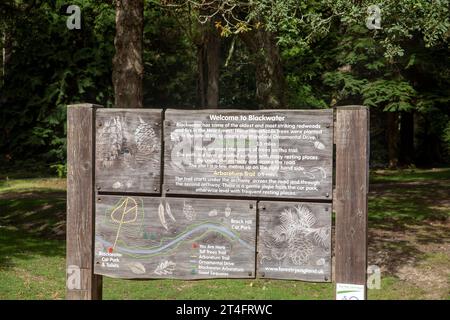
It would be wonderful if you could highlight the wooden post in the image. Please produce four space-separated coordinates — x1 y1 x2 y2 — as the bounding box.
334 106 369 299
66 104 103 300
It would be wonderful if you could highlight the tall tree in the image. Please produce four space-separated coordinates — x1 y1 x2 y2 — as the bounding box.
240 29 286 108
1 0 17 85
112 0 144 108
196 16 220 108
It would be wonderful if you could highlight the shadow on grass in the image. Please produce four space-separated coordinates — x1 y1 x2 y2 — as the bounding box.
368 178 450 275
369 181 450 227
0 228 65 270
0 190 66 270
1 171 449 285
0 191 66 239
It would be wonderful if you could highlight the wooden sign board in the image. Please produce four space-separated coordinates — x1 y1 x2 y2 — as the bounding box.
94 195 257 279
95 109 162 194
257 201 331 282
163 109 333 200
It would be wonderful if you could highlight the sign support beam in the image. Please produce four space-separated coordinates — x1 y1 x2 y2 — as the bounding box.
66 104 103 300
334 106 369 299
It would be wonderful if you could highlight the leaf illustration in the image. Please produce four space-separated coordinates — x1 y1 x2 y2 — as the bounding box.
208 209 218 217
154 260 176 275
127 262 146 275
309 167 327 179
312 227 331 250
314 141 326 150
158 202 168 230
110 197 138 224
271 225 289 243
110 197 139 250
224 205 232 217
294 205 317 229
165 202 176 222
183 201 196 221
112 181 122 189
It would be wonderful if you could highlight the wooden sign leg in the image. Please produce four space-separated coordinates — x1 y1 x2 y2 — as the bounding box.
334 106 369 300
66 104 103 300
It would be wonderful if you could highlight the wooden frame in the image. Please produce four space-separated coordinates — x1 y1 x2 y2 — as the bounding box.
66 104 103 299
334 106 369 298
66 105 369 300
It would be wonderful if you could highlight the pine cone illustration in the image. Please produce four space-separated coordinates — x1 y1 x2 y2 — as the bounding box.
134 116 158 162
98 116 123 167
288 230 313 265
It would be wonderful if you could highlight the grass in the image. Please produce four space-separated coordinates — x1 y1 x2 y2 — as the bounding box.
369 168 450 226
0 168 449 300
370 167 450 183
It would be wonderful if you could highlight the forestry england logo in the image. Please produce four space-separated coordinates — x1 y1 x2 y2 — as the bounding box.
366 5 382 30
66 5 81 30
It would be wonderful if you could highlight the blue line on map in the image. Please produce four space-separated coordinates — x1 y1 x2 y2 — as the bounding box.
96 223 253 254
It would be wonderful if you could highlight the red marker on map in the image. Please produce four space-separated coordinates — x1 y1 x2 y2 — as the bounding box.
108 247 113 253
192 243 198 249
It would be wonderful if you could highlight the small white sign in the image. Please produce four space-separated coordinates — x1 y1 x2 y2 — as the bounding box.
336 283 366 300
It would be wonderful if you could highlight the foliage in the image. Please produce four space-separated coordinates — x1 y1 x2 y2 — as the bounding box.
143 4 197 107
0 0 116 165
444 121 450 153
0 0 449 167
0 1 199 166
50 163 67 178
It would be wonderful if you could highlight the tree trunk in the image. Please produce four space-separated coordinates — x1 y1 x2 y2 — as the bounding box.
386 112 399 168
112 0 144 108
205 22 220 109
197 44 206 108
2 26 12 83
196 18 220 109
399 111 414 166
241 29 286 109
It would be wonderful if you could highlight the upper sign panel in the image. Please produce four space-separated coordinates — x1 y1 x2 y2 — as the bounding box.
163 109 333 199
95 109 162 194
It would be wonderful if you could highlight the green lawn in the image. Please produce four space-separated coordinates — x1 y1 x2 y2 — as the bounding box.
0 168 449 299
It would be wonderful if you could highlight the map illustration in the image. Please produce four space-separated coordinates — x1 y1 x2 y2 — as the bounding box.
94 196 257 279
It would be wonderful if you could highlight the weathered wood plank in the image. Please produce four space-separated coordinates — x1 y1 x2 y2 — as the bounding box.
163 109 333 200
257 201 332 282
334 106 369 298
95 109 162 194
94 196 257 279
66 104 102 300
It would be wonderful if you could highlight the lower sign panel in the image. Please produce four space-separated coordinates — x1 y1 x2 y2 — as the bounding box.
257 201 332 282
94 196 257 279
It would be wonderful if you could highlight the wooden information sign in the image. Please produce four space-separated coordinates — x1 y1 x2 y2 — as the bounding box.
95 109 162 194
67 105 369 300
163 109 333 199
257 201 331 282
94 195 257 279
